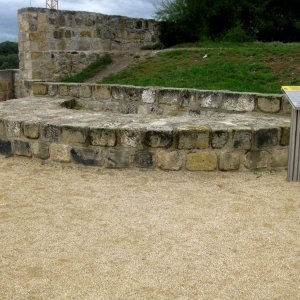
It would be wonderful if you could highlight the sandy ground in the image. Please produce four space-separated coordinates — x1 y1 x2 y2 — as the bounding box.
0 157 299 299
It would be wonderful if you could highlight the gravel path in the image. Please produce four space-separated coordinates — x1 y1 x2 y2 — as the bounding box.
0 157 299 299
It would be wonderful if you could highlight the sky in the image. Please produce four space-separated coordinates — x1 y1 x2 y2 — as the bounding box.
0 0 159 42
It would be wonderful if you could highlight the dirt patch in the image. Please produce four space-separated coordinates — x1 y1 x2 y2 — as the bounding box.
0 157 300 299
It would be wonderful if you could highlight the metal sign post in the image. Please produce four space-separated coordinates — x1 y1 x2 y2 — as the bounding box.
282 86 300 181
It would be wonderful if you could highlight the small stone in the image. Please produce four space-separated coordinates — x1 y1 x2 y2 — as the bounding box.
14 140 31 157
107 149 130 168
32 84 48 95
23 122 39 139
5 120 21 138
79 85 92 98
142 89 156 104
134 151 155 168
212 130 228 149
145 129 173 148
42 124 60 142
50 144 71 162
244 150 271 169
219 152 241 171
257 97 281 113
0 139 12 156
232 129 252 150
271 148 288 168
280 127 290 146
71 147 103 166
254 128 278 148
177 125 210 149
120 129 144 148
186 152 217 171
31 142 49 159
89 128 116 147
157 150 183 170
61 126 87 144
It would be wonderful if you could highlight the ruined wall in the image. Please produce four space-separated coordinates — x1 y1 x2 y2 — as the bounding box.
18 7 160 95
0 70 20 101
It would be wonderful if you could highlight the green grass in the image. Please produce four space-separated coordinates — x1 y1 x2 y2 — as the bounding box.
100 42 300 94
61 53 112 83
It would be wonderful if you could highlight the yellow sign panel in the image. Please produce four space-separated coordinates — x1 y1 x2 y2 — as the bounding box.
282 86 300 91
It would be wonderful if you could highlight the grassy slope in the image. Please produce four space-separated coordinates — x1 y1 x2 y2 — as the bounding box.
100 42 300 94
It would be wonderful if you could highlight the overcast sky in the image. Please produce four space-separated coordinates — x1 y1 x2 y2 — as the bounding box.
0 0 159 42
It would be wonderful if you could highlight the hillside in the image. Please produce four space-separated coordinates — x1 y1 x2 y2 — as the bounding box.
0 41 19 70
99 42 300 94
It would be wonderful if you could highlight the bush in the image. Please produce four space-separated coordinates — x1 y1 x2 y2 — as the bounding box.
221 24 255 42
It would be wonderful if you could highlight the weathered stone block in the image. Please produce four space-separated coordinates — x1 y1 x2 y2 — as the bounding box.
48 84 58 96
0 120 5 137
22 122 39 139
221 95 255 112
232 129 252 150
32 84 48 95
71 147 103 166
111 86 125 100
134 151 155 168
89 128 116 146
0 139 12 157
271 148 288 168
157 150 183 170
13 140 31 157
177 125 210 149
61 126 87 144
5 120 21 138
211 130 228 149
145 130 173 148
69 86 79 97
186 152 217 171
93 86 111 100
107 149 130 168
199 93 220 109
58 85 69 97
282 96 292 114
254 128 278 148
49 144 71 162
280 127 290 146
80 85 92 98
42 124 60 142
257 97 281 113
142 89 156 104
219 152 241 171
158 90 179 105
31 142 49 159
244 150 271 169
120 129 144 148
29 32 44 42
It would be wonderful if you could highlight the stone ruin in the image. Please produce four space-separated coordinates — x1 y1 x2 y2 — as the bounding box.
0 7 292 171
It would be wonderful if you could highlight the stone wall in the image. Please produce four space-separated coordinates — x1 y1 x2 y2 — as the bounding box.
0 70 20 101
18 7 160 96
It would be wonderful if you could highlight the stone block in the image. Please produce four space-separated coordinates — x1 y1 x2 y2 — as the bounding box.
13 140 31 157
254 128 278 148
107 149 130 168
71 147 103 166
0 139 12 157
142 89 156 104
5 120 21 138
69 86 79 98
219 152 241 171
134 151 155 168
120 129 144 148
48 84 58 96
111 86 125 101
257 97 281 113
61 126 87 144
244 150 271 169
93 86 111 100
186 152 217 171
0 120 5 137
271 148 288 168
282 96 292 114
221 95 255 112
145 129 173 148
177 125 210 149
29 32 44 42
199 93 220 109
89 128 116 147
80 85 92 98
280 127 290 146
157 89 179 105
32 84 48 96
49 144 71 162
22 122 39 139
211 130 228 149
58 85 69 97
157 150 183 171
42 124 61 142
31 142 49 160
232 129 252 150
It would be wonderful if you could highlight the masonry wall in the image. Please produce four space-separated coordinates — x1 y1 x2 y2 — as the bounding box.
0 70 20 101
18 7 160 95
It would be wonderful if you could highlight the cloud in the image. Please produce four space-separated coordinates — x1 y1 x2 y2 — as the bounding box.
0 0 159 42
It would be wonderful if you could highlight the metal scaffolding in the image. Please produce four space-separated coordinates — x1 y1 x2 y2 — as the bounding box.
46 0 58 9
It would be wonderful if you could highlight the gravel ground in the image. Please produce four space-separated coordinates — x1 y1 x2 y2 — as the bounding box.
0 157 299 299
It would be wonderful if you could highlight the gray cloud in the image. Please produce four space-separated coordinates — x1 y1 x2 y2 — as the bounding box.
0 0 159 42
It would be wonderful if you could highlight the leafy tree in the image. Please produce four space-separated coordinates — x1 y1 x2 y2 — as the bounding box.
0 42 19 70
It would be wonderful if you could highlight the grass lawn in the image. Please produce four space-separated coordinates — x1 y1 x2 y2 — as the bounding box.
100 42 300 94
